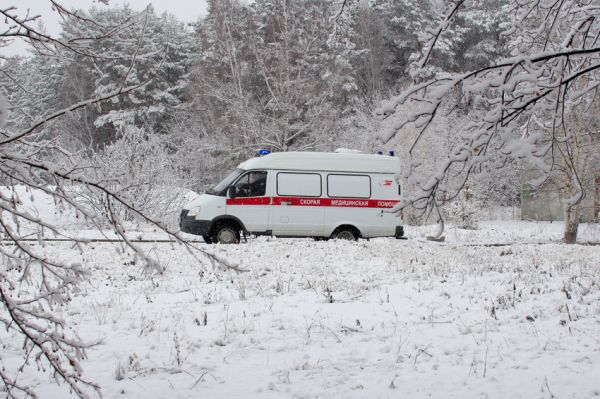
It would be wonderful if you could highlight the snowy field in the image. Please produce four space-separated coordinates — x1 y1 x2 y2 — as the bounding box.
2 218 600 398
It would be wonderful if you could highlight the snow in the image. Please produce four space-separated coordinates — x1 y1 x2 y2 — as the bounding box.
4 234 600 398
2 187 600 398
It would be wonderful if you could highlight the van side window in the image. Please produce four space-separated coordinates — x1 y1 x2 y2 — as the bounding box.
327 174 371 198
232 171 267 197
277 173 321 197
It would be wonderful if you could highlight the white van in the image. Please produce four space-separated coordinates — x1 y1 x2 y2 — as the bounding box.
180 151 404 244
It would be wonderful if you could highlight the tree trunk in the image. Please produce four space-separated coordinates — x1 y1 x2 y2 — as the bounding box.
563 205 579 244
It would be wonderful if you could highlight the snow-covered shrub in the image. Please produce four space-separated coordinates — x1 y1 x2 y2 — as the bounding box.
75 125 191 228
444 183 479 229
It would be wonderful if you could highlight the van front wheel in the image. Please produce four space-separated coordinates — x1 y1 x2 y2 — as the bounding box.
213 224 240 244
331 226 359 241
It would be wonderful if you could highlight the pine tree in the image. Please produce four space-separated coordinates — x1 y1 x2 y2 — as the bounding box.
370 0 435 84
57 5 197 149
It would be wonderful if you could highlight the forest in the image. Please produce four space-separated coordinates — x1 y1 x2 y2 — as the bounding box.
1 1 599 397
1 0 526 227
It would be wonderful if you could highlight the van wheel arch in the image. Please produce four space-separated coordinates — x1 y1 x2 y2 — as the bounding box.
331 225 361 241
210 217 245 244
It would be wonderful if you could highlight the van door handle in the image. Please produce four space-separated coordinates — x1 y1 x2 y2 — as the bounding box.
282 200 292 206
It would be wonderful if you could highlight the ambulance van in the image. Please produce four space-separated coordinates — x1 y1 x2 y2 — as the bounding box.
180 151 404 244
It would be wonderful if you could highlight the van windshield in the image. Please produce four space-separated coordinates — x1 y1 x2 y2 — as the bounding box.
206 168 245 196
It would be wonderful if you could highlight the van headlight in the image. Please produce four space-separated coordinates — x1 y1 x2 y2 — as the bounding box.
187 206 201 218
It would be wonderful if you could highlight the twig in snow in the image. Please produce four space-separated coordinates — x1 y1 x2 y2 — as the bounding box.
544 377 555 398
413 344 432 366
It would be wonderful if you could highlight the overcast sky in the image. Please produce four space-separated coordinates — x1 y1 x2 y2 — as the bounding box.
2 0 208 56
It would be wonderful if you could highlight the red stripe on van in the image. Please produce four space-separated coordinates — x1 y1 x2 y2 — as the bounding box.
227 197 399 208
330 199 400 208
226 197 271 206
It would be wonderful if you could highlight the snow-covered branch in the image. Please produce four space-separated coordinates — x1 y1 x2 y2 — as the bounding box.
0 2 240 397
384 0 600 241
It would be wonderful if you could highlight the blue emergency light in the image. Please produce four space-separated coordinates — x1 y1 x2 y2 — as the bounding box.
257 149 271 156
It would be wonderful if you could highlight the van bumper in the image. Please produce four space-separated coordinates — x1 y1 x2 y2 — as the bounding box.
180 210 210 236
395 225 405 239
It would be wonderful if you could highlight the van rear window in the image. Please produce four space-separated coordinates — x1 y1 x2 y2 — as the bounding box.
327 174 371 198
277 173 321 197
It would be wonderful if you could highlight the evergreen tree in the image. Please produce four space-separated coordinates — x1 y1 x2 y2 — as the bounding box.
57 5 196 149
370 0 435 84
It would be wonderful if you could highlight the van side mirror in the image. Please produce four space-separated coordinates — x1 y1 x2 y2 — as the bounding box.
228 186 237 198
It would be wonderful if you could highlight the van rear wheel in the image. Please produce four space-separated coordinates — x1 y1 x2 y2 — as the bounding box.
213 224 240 244
331 226 359 241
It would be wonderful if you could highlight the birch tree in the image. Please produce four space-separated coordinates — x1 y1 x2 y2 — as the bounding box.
184 0 366 191
250 0 342 152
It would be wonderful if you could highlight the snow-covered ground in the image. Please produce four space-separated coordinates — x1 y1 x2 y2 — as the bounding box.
2 219 599 398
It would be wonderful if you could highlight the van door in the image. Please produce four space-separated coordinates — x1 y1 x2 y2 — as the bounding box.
226 170 270 233
269 172 325 236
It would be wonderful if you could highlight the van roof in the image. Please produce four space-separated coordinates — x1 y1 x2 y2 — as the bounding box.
239 152 400 174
